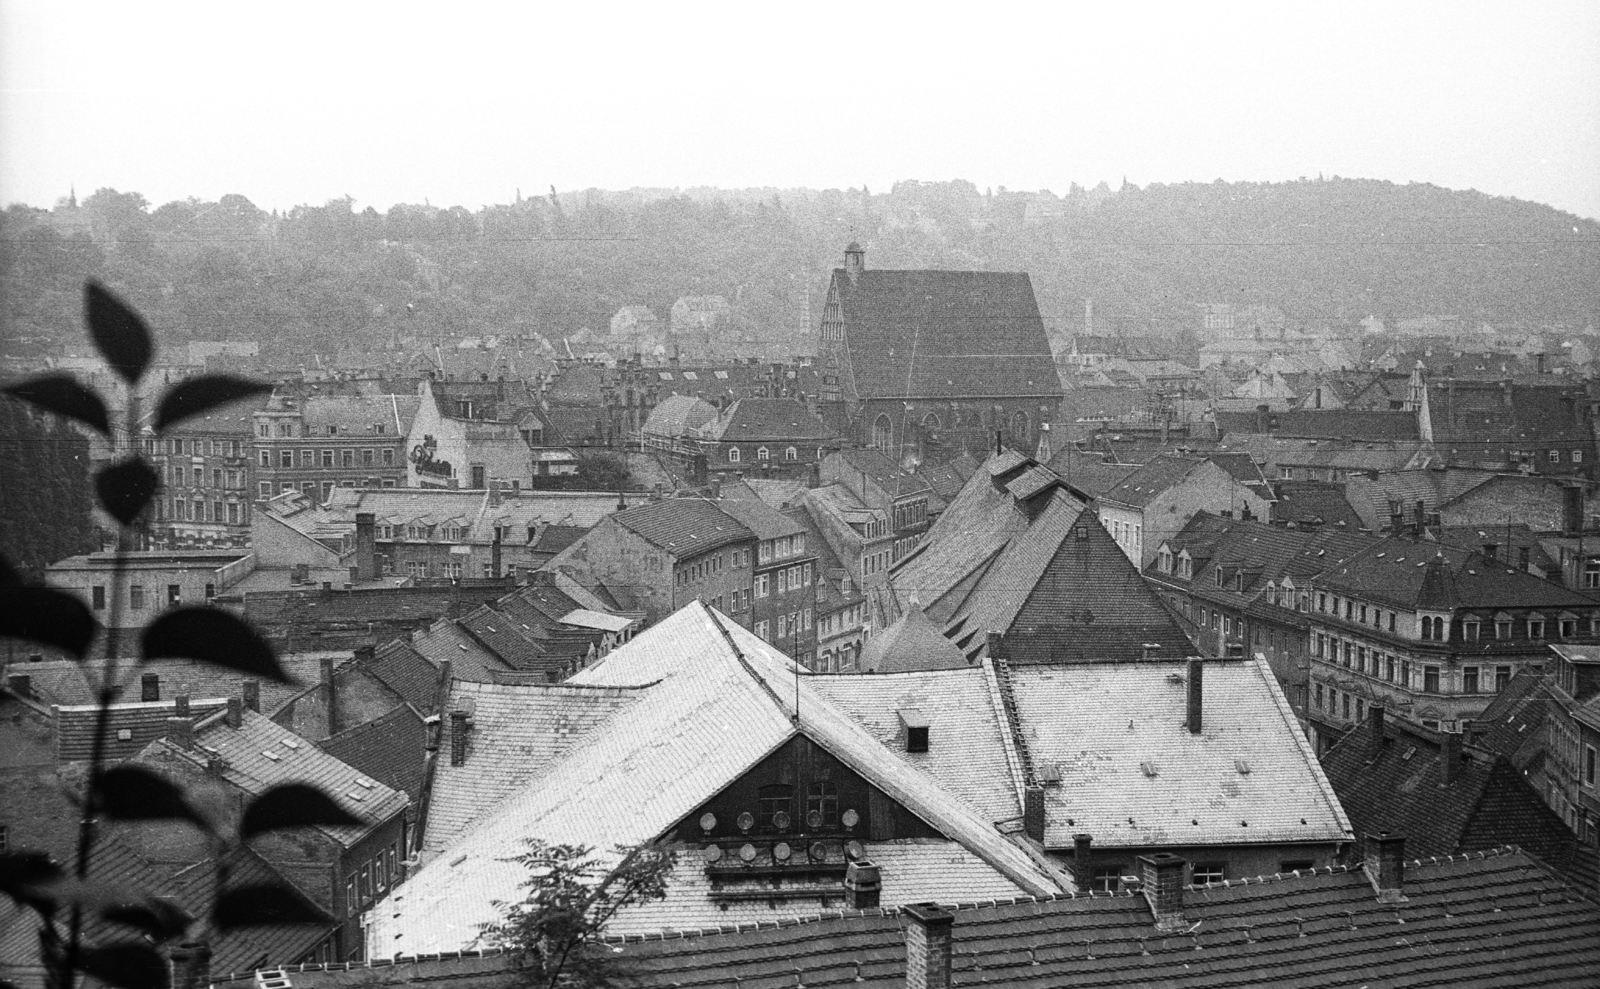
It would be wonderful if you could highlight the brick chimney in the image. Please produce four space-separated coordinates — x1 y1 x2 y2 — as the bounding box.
355 512 377 581
449 710 470 766
491 528 503 579
168 940 211 989
1023 785 1046 842
141 673 160 702
1186 658 1203 735
1362 832 1406 903
1413 499 1425 538
902 903 953 989
1072 834 1093 888
985 630 1003 660
166 717 194 751
224 696 242 730
353 643 375 666
321 656 339 736
1141 642 1160 661
1365 704 1386 763
1139 853 1187 931
173 692 190 718
1439 727 1462 786
241 680 260 713
843 860 881 909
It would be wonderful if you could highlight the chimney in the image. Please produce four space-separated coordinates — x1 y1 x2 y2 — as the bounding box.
985 631 1003 661
242 680 260 713
1389 511 1404 534
1362 832 1406 903
355 512 377 581
7 674 32 699
166 717 194 751
491 528 503 579
224 696 242 730
1439 727 1462 786
1072 834 1093 888
1139 853 1187 931
173 693 190 718
843 860 882 909
353 643 375 666
902 903 953 989
168 940 211 989
1365 704 1385 763
1141 642 1159 661
1413 499 1425 538
1186 658 1203 735
321 656 339 736
141 672 160 702
1022 785 1046 842
450 710 470 766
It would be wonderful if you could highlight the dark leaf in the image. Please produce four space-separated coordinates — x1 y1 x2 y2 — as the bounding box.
155 375 271 432
2 375 110 436
0 852 63 914
103 897 193 941
215 883 328 929
0 554 23 590
85 282 153 385
96 458 160 527
239 784 361 840
141 607 288 682
0 586 98 659
96 766 210 831
77 943 168 989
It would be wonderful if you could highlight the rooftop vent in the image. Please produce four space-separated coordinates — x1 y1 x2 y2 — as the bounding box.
899 708 930 752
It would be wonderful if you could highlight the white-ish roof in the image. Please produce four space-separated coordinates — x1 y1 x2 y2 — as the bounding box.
1009 657 1353 849
559 608 635 633
371 604 1065 956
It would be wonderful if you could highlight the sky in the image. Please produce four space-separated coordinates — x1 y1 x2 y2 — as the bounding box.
2 1 1598 219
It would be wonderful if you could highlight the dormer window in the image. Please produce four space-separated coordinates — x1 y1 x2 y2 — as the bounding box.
1215 567 1224 588
1528 614 1546 639
1178 551 1193 579
1158 547 1174 574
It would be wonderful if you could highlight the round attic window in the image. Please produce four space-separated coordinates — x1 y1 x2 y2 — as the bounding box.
806 810 823 829
772 810 791 831
773 842 792 862
845 840 865 860
699 813 716 832
841 808 860 829
701 844 723 863
738 843 757 862
809 841 829 862
736 812 755 833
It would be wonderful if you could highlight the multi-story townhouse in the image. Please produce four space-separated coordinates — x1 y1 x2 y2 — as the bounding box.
819 449 935 567
719 497 819 662
1304 538 1600 752
1545 644 1600 844
253 386 420 502
1097 453 1274 567
143 396 265 549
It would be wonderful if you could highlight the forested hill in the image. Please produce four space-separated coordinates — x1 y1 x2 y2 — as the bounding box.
3 178 1596 364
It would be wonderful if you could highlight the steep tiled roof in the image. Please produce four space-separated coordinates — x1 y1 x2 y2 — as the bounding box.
599 848 1600 989
365 640 441 713
858 604 970 673
1270 481 1367 529
714 495 807 541
1315 538 1599 612
640 394 718 438
1341 467 1497 530
1099 455 1206 508
420 679 647 854
830 448 935 498
914 452 980 502
832 268 1059 400
698 398 835 443
1217 408 1422 442
1321 716 1594 892
611 497 753 556
809 667 1020 825
1472 667 1553 771
318 703 429 804
457 605 550 675
189 710 407 846
1009 658 1351 849
373 604 1065 955
410 618 513 684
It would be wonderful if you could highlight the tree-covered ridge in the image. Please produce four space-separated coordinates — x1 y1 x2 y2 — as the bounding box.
3 178 1596 365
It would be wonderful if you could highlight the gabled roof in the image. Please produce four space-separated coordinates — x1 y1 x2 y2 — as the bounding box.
640 394 718 438
1010 658 1351 849
365 640 441 713
409 618 513 684
1270 481 1366 530
609 497 753 556
858 604 971 673
1099 455 1209 508
1314 538 1600 612
697 398 835 443
317 703 430 804
1321 716 1595 892
1471 667 1553 770
831 267 1058 400
714 495 807 541
372 603 1066 955
600 848 1600 988
1340 467 1498 529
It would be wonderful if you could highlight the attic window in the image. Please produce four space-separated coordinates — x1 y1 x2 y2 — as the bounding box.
1234 759 1251 775
262 751 281 762
356 778 376 789
1140 761 1158 778
899 708 930 753
1074 526 1089 541
281 738 301 750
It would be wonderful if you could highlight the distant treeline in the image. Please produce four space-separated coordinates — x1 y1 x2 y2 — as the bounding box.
0 398 96 580
3 178 1596 362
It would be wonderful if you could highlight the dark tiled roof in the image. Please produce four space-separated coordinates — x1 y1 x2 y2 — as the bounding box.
317 703 429 803
831 447 935 497
1315 538 1600 612
1321 717 1594 892
1099 455 1206 508
715 495 807 541
1472 668 1554 771
611 497 753 556
1341 467 1497 530
458 604 551 674
595 848 1600 989
1270 481 1367 529
1217 408 1422 442
859 605 970 672
1043 447 1141 498
914 452 980 501
365 640 441 714
700 398 835 443
833 268 1059 400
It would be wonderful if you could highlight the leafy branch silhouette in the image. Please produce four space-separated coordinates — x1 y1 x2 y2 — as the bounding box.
0 283 358 989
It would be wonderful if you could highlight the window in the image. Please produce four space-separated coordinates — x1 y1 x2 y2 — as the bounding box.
1385 655 1396 682
383 447 395 466
362 449 375 466
1280 859 1314 873
1464 620 1480 641
1529 618 1546 639
259 450 271 467
1575 450 1585 464
342 450 355 467
1562 618 1578 638
1463 666 1479 694
755 619 770 641
806 781 839 828
1550 450 1561 463
728 447 741 463
212 469 223 488
785 447 798 461
873 415 893 453
1356 699 1365 722
1388 612 1396 632
279 450 293 468
757 784 793 831
1314 683 1324 710
1587 745 1597 786
1495 666 1511 691
359 864 371 903
756 573 770 598
227 503 240 524
1496 618 1512 639
258 423 269 438
259 481 272 498
300 450 314 467
1424 665 1441 693
345 877 356 915
1341 694 1351 720
1360 605 1368 624
91 586 106 610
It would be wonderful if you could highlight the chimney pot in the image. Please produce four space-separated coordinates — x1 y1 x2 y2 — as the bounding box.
141 672 160 702
844 860 882 909
1363 832 1406 902
1023 785 1046 842
1186 658 1204 735
1141 642 1159 661
902 903 953 989
1139 853 1187 931
242 680 260 713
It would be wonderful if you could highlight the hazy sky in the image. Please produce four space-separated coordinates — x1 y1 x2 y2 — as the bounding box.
3 1 1598 218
